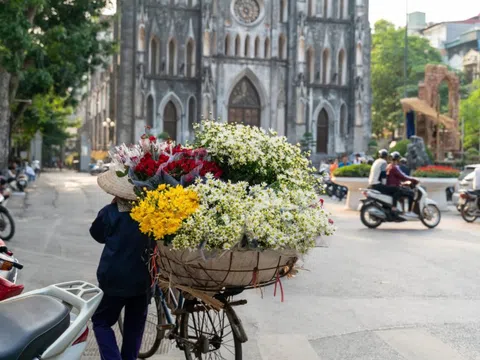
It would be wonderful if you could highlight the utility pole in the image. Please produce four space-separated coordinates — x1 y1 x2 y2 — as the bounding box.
403 0 408 99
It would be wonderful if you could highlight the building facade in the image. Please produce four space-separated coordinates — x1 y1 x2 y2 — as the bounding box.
116 0 372 158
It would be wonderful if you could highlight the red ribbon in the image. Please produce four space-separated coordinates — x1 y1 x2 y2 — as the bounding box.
273 271 284 303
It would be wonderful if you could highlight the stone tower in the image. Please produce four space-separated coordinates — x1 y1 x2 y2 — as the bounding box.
116 0 372 158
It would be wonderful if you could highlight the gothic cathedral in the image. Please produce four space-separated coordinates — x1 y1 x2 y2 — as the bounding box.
116 0 371 159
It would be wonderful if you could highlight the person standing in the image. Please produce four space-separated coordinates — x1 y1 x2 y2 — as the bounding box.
338 155 352 168
353 153 362 165
90 170 152 360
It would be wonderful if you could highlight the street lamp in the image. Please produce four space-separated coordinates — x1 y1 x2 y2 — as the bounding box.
102 117 115 149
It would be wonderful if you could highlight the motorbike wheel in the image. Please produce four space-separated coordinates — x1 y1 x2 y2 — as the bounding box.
360 204 383 229
420 204 441 229
461 201 478 223
0 206 15 241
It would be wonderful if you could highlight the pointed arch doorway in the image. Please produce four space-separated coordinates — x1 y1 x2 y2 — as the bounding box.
163 101 177 141
228 77 261 127
316 109 329 153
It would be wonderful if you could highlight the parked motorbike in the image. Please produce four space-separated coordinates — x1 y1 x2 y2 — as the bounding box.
0 192 15 241
89 161 110 176
459 190 480 223
0 241 103 359
16 169 28 192
359 182 441 229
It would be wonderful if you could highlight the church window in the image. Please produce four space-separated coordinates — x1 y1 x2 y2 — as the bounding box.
146 96 154 128
186 38 195 77
279 34 286 60
225 34 231 56
228 77 261 127
211 31 217 55
233 0 261 24
254 36 261 58
138 27 145 51
356 43 363 76
188 97 196 133
322 48 330 84
338 49 346 85
168 39 177 75
149 37 159 74
323 0 329 17
245 35 251 57
339 0 345 19
163 101 177 141
308 0 315 16
306 47 314 83
339 103 347 136
235 34 241 56
264 37 270 58
280 0 287 22
316 109 329 153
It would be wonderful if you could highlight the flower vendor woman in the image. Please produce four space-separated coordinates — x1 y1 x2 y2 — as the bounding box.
89 169 151 360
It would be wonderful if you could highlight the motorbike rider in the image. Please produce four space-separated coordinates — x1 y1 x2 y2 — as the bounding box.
473 166 480 208
368 149 401 213
387 151 419 217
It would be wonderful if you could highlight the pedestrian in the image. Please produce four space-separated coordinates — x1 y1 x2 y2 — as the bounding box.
353 153 362 165
90 169 152 360
25 162 36 182
338 154 351 168
399 158 410 176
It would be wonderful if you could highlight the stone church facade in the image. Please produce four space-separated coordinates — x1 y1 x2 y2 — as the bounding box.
116 0 372 157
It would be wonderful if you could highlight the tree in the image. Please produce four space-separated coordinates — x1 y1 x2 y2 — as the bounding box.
371 20 443 138
460 80 480 153
0 0 115 168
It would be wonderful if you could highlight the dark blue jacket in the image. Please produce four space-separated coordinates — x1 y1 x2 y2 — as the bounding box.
90 204 151 297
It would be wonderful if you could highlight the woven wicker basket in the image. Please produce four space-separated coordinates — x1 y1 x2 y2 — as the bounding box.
156 243 298 292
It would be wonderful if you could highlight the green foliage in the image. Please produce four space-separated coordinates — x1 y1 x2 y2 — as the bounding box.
465 148 479 162
333 164 372 178
158 132 171 140
460 80 480 153
300 132 315 154
371 20 443 137
0 0 116 156
389 139 410 157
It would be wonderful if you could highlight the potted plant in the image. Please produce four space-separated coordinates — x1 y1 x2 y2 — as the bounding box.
332 164 372 210
412 165 460 211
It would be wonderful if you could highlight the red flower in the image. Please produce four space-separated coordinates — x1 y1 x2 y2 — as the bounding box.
319 198 324 207
149 135 156 142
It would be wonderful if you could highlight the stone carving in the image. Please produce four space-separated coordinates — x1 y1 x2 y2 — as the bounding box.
233 0 260 24
406 136 432 170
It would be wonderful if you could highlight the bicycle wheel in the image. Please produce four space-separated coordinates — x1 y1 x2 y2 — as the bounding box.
0 206 15 241
118 295 165 358
180 301 242 360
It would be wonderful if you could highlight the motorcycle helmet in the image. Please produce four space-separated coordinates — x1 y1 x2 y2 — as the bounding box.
390 151 401 160
400 157 407 165
378 149 389 159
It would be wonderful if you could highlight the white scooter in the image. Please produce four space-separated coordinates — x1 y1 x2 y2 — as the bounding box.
359 182 441 229
0 276 103 360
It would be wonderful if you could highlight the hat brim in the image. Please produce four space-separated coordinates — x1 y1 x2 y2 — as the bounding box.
97 169 137 201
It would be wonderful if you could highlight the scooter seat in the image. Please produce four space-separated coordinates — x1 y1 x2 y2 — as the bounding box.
0 294 70 359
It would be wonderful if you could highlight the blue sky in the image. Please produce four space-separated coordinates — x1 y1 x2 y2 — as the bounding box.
369 0 479 27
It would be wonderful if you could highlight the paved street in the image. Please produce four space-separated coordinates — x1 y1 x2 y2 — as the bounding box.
5 171 480 360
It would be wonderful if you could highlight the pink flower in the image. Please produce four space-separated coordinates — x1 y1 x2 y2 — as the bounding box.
319 198 324 207
328 219 334 225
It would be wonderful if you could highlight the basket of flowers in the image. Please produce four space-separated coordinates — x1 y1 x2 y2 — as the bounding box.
108 121 336 292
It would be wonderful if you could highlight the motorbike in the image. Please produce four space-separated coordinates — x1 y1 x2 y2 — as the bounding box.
359 182 441 229
459 190 480 223
0 240 103 359
0 192 15 241
89 161 110 176
16 169 29 192
318 170 348 200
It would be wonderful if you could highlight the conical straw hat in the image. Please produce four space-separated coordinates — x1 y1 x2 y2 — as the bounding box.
97 169 137 201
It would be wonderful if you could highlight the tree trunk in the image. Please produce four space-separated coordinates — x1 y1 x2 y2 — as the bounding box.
0 68 11 170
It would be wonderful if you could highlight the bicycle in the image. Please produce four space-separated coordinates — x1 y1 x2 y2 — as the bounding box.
118 245 248 359
118 282 248 359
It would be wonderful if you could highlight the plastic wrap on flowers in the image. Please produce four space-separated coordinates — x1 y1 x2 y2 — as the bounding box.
155 243 299 292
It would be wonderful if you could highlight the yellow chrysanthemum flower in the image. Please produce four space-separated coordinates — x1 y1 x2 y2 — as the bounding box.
130 185 199 241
